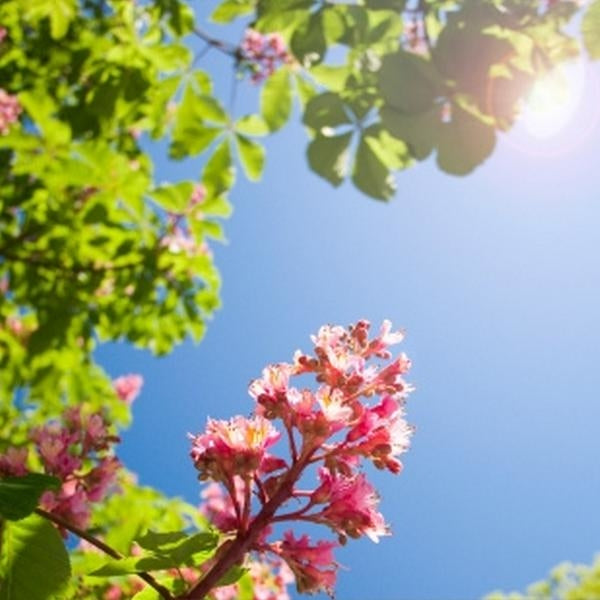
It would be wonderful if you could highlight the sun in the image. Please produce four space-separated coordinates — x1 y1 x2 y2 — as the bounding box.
521 62 585 139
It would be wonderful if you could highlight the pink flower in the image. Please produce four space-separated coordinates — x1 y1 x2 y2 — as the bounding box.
315 386 353 427
240 29 291 84
241 29 265 58
0 88 21 135
250 363 295 419
190 183 206 207
190 415 281 480
313 470 389 543
0 447 28 476
160 227 199 255
104 585 123 600
277 532 337 595
113 374 143 404
345 395 413 473
25 407 121 532
267 33 286 56
86 456 121 501
200 481 240 532
0 27 7 43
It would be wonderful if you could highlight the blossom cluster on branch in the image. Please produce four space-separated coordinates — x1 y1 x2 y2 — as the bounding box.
0 375 142 533
240 29 291 83
0 406 120 532
188 319 414 597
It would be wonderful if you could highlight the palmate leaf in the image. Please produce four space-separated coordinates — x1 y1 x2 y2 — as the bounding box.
170 86 226 159
261 68 293 132
0 474 60 521
0 514 71 600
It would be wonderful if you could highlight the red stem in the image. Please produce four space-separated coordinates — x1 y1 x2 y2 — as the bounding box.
179 455 311 599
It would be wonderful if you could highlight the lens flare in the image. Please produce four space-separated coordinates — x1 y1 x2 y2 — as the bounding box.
522 63 584 139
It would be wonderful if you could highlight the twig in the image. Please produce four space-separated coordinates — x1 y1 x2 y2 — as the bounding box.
192 27 239 58
35 508 174 600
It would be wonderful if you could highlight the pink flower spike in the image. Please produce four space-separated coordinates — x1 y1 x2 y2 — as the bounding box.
113 374 143 404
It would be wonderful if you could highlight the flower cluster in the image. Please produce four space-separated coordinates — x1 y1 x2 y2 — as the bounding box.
160 184 211 257
0 407 121 532
188 320 414 597
402 14 428 55
113 373 144 405
0 88 21 135
240 29 291 83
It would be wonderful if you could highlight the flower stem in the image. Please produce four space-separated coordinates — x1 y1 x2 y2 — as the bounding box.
180 457 310 599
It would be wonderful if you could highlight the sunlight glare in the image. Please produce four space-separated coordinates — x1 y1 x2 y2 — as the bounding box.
522 62 585 139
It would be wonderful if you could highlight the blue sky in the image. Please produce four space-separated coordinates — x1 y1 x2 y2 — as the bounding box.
97 16 600 600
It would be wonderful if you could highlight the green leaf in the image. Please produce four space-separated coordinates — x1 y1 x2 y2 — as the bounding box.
217 565 248 586
294 75 317 106
583 0 600 59
136 531 188 550
303 92 351 131
170 87 225 159
89 555 177 577
25 0 76 40
379 51 444 114
0 474 60 521
380 106 437 161
291 11 326 66
236 114 270 137
150 182 194 213
352 131 397 201
136 530 218 564
307 131 353 186
309 65 352 92
0 514 71 600
433 26 513 101
132 577 186 600
203 140 235 196
89 531 218 577
261 69 293 132
211 0 254 23
235 135 265 181
436 106 496 175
